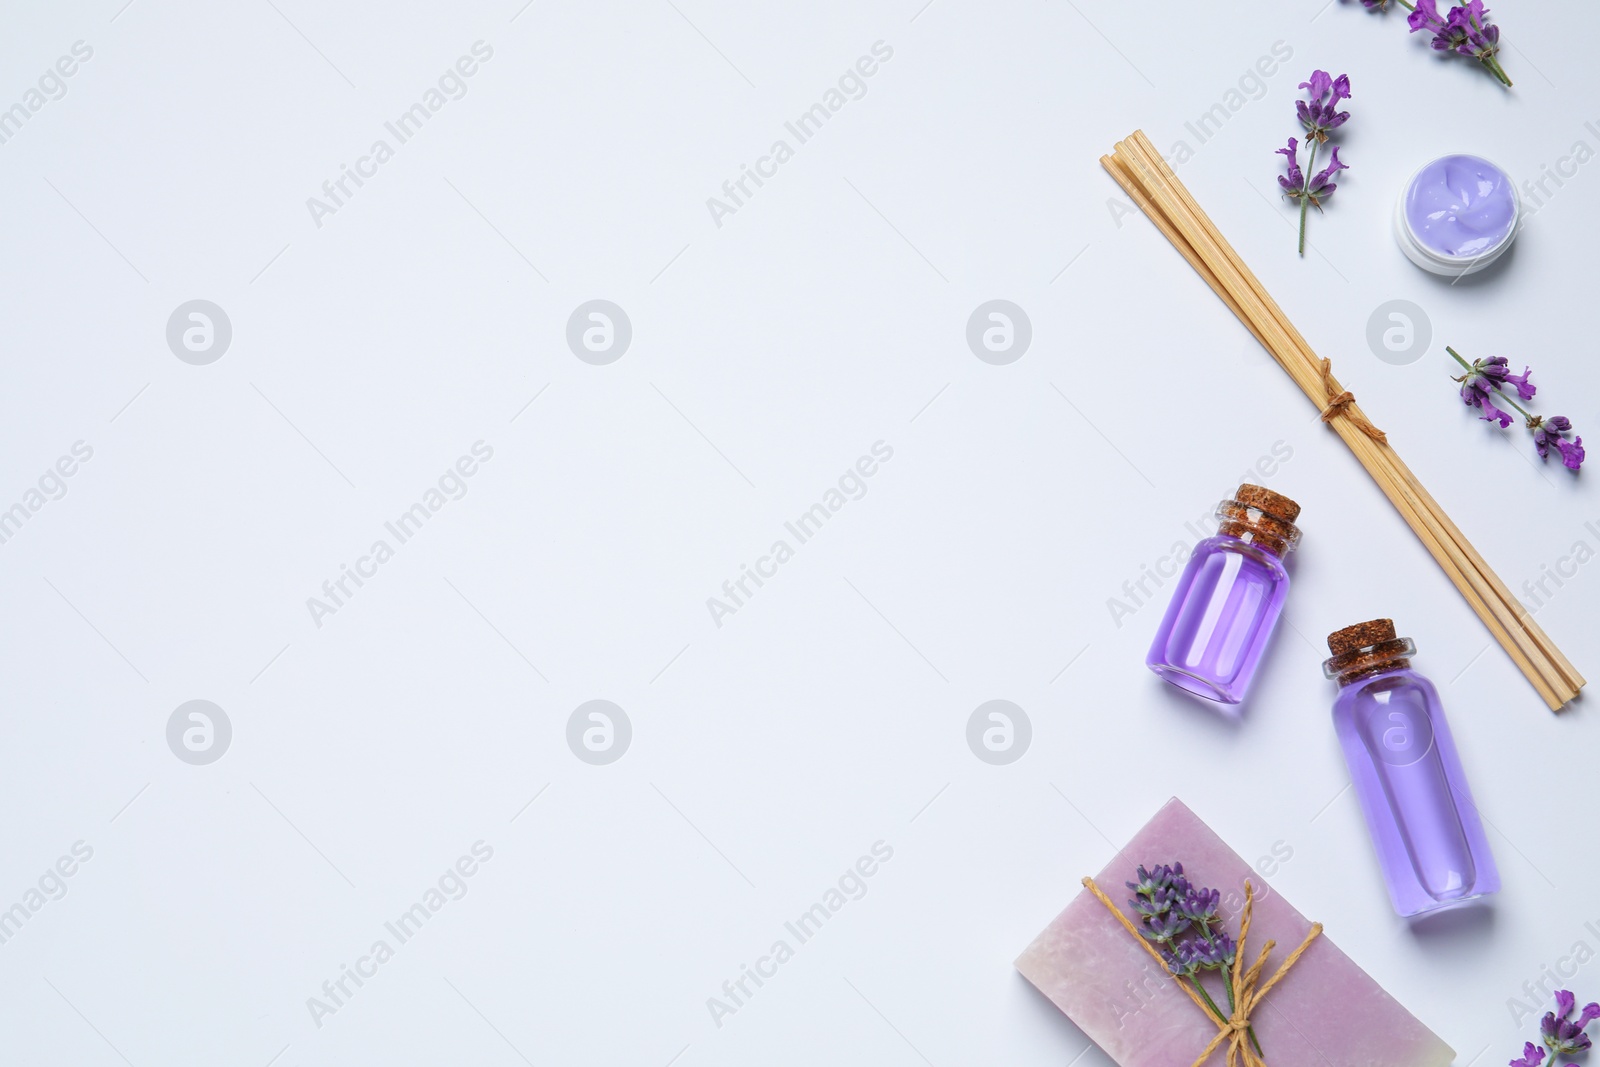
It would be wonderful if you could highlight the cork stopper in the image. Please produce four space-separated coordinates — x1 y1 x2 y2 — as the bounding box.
1216 484 1302 557
1327 618 1397 656
1235 484 1301 524
1323 618 1415 685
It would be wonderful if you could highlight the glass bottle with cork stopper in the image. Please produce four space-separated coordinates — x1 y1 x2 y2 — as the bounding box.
1324 619 1499 917
1146 484 1301 706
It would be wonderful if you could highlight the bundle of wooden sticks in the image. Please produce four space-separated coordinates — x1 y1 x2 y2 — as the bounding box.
1103 130 1583 710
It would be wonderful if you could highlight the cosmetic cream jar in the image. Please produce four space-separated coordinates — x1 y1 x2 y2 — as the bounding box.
1394 154 1520 277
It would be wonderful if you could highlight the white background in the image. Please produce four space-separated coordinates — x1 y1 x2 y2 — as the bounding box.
1 1 1596 1064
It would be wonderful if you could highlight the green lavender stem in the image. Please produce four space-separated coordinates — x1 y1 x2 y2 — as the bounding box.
1216 968 1265 1058
1190 978 1230 1029
1298 138 1321 257
1195 921 1266 1060
1500 393 1534 422
1484 53 1514 88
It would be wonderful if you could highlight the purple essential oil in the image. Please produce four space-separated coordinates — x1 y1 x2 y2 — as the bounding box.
1146 484 1300 706
1324 619 1499 917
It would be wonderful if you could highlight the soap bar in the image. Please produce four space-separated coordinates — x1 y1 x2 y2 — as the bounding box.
1015 799 1454 1067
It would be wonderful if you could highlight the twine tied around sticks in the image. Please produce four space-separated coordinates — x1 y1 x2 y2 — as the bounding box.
1318 358 1388 443
1081 876 1323 1067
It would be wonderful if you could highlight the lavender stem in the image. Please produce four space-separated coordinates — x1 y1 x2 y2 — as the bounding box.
1298 138 1320 256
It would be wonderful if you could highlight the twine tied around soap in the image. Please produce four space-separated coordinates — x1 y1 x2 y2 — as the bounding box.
1318 358 1388 443
1081 876 1323 1067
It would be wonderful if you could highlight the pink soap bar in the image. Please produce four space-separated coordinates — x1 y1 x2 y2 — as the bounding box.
1016 798 1454 1067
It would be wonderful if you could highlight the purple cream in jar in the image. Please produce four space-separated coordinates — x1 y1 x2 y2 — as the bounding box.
1395 154 1520 276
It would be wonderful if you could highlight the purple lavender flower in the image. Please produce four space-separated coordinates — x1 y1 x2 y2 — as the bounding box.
1128 866 1194 945
1177 886 1221 926
1279 74 1351 256
1165 932 1235 977
1127 863 1184 898
1454 352 1518 427
1500 362 1537 400
1407 0 1447 31
1461 355 1537 399
1462 385 1514 428
1130 886 1179 919
1405 0 1512 86
1297 70 1351 141
1278 138 1346 235
1205 931 1236 967
1530 416 1586 471
1540 989 1600 1056
1168 941 1203 975
1448 347 1585 472
1307 146 1348 199
1556 432 1586 473
1277 138 1304 193
1509 1041 1545 1067
1141 909 1192 944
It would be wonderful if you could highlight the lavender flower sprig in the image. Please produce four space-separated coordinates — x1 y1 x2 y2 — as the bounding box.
1355 0 1512 88
1278 71 1351 256
1508 989 1600 1065
1126 863 1263 1057
1449 347 1586 471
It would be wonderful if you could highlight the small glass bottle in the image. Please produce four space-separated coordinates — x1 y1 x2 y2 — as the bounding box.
1146 484 1300 705
1324 619 1499 917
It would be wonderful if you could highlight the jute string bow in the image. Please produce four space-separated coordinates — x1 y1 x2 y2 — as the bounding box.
1318 357 1388 443
1082 876 1323 1067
